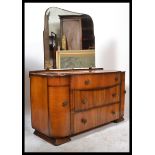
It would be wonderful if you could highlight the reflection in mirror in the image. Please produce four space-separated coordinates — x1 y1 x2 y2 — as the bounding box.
43 7 95 69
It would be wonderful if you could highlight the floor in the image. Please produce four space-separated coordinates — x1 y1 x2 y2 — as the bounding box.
25 99 129 152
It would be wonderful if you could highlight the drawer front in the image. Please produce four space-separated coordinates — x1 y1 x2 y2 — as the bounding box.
73 103 119 134
70 73 120 90
74 85 120 111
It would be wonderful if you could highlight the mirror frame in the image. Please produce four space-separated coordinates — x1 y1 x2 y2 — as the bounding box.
43 7 95 70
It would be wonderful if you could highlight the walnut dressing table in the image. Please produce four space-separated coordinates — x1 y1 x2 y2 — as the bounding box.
29 7 126 146
29 68 125 145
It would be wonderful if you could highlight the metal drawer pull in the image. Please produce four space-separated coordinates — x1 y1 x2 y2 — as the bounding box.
62 101 68 107
111 111 116 115
81 98 87 104
81 118 87 124
112 93 117 97
84 79 90 85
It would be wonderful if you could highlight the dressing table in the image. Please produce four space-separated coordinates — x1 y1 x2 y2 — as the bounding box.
29 7 125 145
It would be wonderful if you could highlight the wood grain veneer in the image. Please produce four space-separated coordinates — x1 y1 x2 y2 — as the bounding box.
29 69 125 145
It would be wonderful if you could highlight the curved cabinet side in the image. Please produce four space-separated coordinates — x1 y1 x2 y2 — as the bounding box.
30 76 49 136
48 85 70 138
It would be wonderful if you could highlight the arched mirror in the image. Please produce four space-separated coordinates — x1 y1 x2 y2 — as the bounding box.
43 7 95 69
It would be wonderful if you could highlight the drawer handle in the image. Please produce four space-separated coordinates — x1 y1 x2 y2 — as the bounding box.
62 100 68 107
112 93 117 97
111 111 116 115
81 98 87 104
84 79 90 85
81 118 87 124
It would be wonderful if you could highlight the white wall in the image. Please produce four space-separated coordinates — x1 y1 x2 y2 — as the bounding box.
25 3 129 112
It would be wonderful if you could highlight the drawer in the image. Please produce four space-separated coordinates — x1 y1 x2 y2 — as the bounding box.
48 77 69 86
73 103 119 134
74 85 120 111
70 73 120 90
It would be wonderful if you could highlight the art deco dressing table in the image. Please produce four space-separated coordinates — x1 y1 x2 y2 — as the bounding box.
29 7 126 145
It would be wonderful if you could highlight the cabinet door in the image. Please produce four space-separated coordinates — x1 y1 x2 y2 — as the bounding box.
61 18 82 50
48 86 70 137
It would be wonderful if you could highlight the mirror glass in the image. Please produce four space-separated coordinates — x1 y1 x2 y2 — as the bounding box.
44 7 95 69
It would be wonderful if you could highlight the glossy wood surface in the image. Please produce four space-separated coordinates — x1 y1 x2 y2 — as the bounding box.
29 69 125 145
30 76 49 136
73 85 120 112
29 68 119 77
120 72 125 117
48 86 70 138
34 130 71 146
73 103 119 134
48 76 69 86
70 73 121 90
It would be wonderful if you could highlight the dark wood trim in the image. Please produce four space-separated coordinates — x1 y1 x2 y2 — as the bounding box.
34 130 71 146
113 117 124 123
